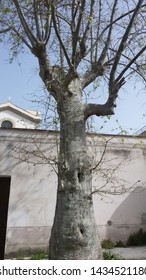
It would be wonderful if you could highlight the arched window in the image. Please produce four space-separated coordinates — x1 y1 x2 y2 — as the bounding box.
1 120 13 129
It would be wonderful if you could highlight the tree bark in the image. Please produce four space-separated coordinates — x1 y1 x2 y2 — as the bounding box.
49 79 100 259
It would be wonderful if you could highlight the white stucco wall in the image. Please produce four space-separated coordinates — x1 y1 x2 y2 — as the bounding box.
0 128 146 253
0 129 58 253
89 135 146 242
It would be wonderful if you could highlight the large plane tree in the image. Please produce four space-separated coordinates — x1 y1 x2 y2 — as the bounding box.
0 0 146 259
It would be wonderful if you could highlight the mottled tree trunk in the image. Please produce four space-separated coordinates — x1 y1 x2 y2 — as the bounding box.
49 79 100 259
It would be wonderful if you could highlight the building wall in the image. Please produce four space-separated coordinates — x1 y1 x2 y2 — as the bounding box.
90 135 146 242
0 128 146 253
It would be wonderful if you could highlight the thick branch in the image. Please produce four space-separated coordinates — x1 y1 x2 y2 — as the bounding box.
95 0 102 60
108 77 125 112
31 45 58 100
81 63 105 89
71 0 86 65
71 0 80 29
33 0 42 41
13 0 38 46
84 76 125 120
84 103 114 120
109 0 144 84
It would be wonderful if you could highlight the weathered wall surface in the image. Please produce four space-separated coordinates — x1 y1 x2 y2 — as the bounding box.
0 128 146 253
89 135 146 242
0 128 58 253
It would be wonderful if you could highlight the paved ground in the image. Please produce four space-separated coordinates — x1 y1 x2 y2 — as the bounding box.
104 246 146 259
5 247 146 260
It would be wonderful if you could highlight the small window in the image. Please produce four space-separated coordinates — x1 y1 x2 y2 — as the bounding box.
1 120 13 129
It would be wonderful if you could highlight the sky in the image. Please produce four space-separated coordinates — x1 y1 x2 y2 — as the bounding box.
0 43 146 135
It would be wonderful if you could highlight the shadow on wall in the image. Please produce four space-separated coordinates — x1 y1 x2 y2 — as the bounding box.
106 186 146 242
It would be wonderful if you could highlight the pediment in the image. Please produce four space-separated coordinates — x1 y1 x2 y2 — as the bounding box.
0 102 41 123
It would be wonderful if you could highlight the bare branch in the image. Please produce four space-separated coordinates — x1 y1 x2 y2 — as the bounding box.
13 0 38 46
116 45 146 83
51 3 72 67
86 3 146 56
91 136 115 171
81 0 118 89
98 0 118 64
91 180 141 196
82 1 145 89
44 0 52 44
0 27 11 33
94 0 102 60
73 0 95 67
0 19 32 49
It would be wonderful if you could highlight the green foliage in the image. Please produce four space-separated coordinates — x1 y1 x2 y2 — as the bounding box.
101 239 114 249
126 229 146 246
102 229 146 249
30 251 48 260
103 251 123 260
3 8 12 13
